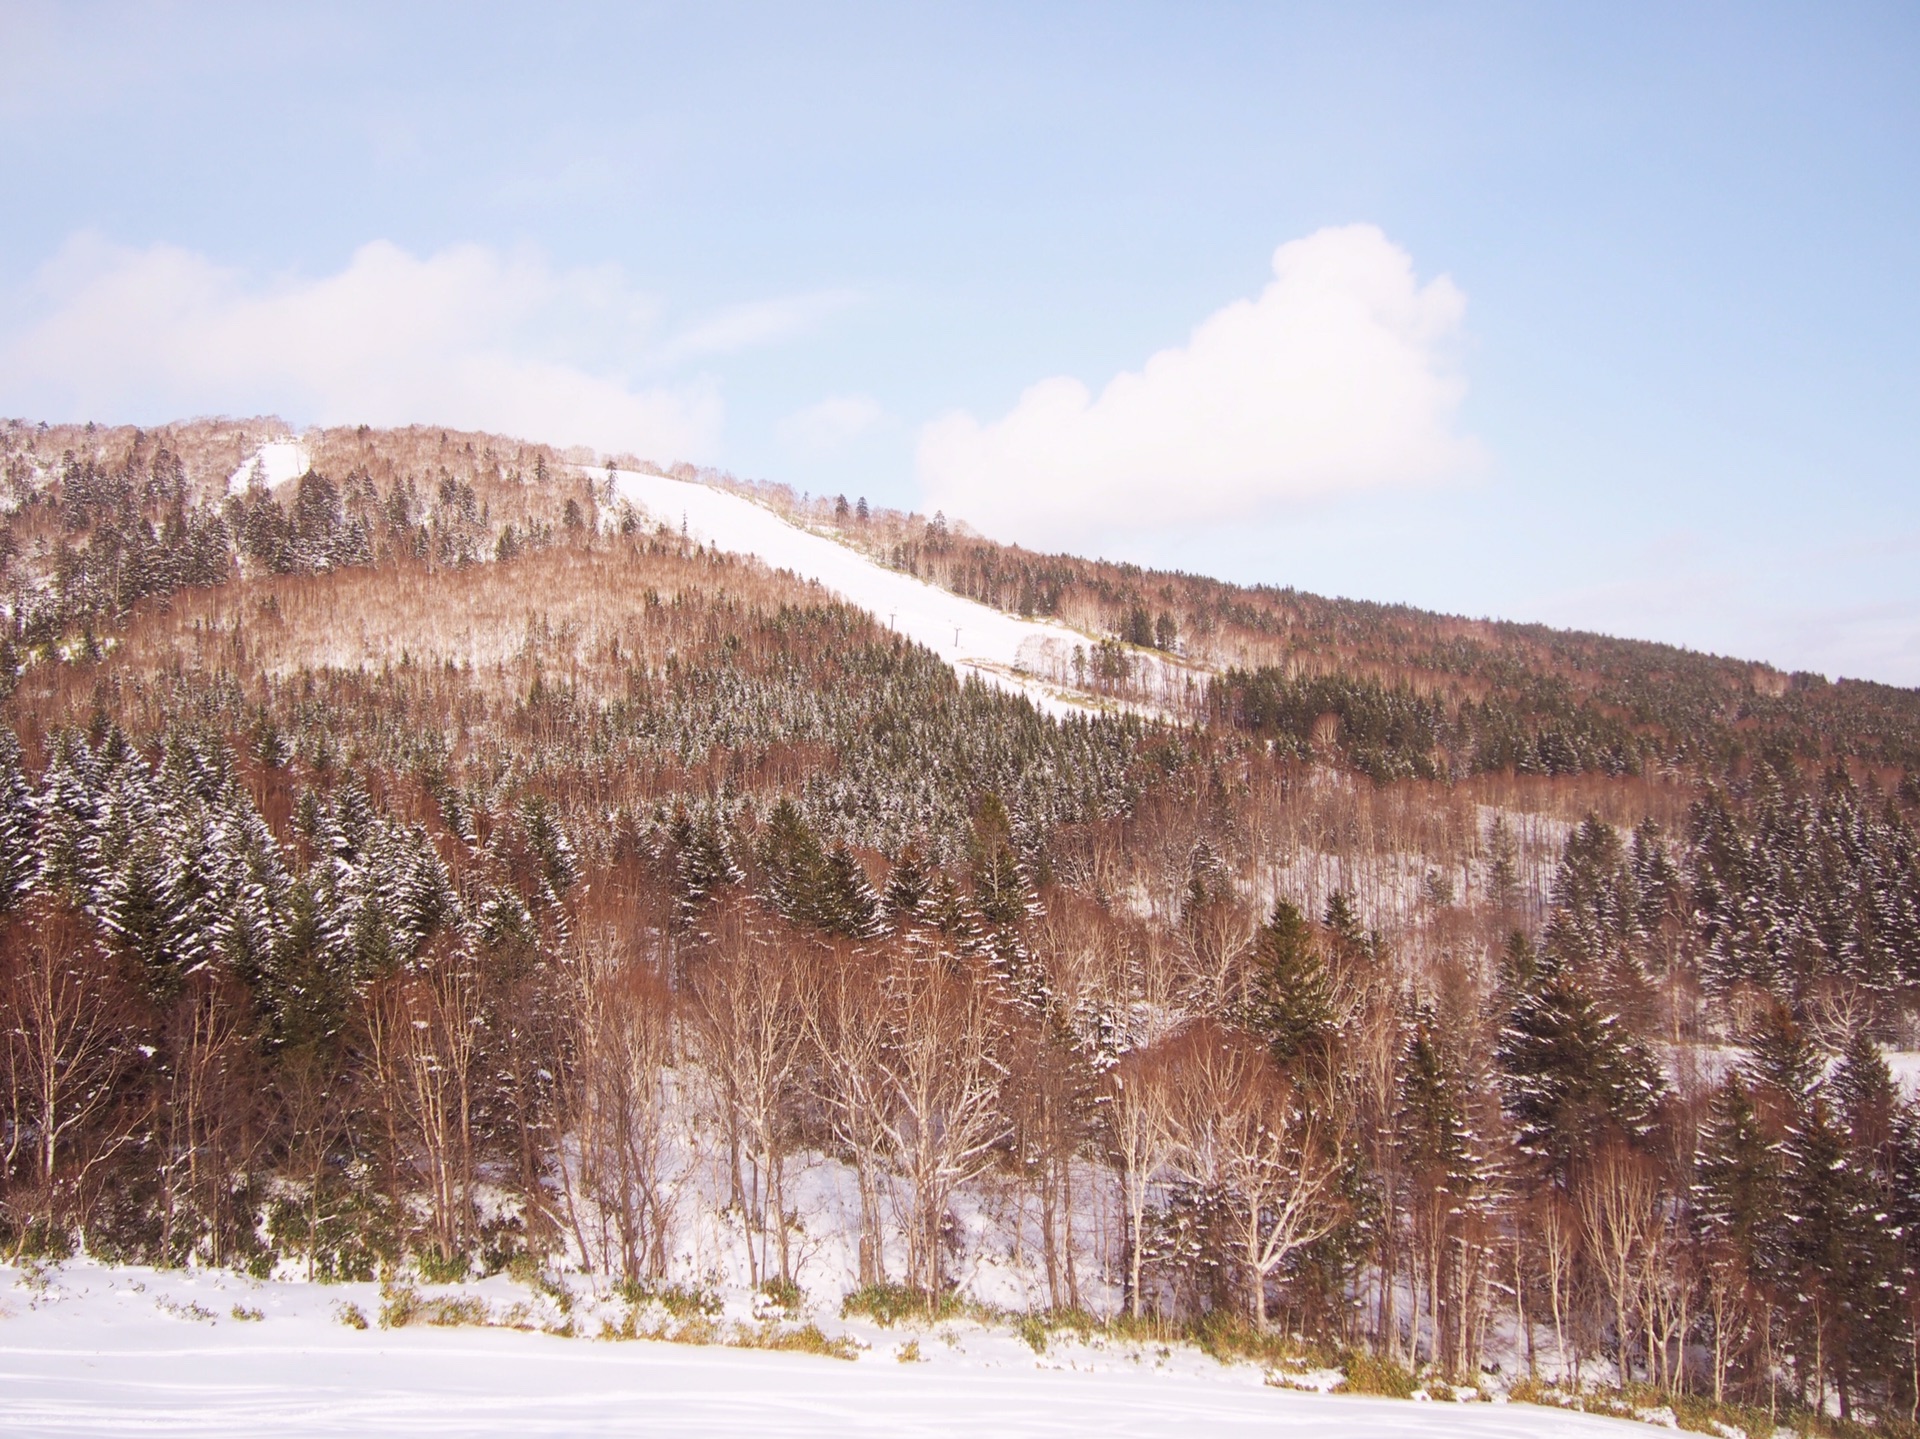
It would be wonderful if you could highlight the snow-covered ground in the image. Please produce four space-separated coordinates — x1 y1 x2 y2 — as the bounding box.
602 467 1200 718
1881 1048 1920 1099
0 1261 1653 1439
227 439 311 494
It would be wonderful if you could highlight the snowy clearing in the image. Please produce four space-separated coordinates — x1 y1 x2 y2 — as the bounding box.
227 439 311 494
0 1262 1651 1439
601 467 1201 718
1883 1048 1920 1099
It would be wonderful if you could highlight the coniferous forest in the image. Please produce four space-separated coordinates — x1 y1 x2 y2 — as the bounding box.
6 417 1920 1428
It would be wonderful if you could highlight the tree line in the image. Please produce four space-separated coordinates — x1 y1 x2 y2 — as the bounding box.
3 716 1919 1422
3 420 1919 1429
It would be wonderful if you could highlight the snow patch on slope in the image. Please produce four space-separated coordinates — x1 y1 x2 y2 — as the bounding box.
227 439 312 494
601 468 1188 719
1885 1048 1920 1100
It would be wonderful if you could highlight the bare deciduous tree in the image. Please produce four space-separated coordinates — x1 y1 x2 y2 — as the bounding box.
685 900 808 1287
0 898 142 1246
158 970 264 1266
559 931 678 1286
1163 1021 1346 1330
806 940 893 1287
1106 1036 1181 1319
365 939 484 1267
273 1040 352 1282
1579 1142 1660 1387
875 948 1011 1297
1003 1014 1091 1310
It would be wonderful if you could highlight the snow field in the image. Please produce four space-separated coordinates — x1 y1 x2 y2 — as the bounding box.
1887 1048 1920 1099
227 439 312 494
0 1260 1659 1439
600 467 1204 719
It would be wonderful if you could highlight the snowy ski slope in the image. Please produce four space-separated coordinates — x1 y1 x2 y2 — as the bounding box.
215 444 1192 717
604 468 1157 717
226 439 312 494
0 1262 1654 1439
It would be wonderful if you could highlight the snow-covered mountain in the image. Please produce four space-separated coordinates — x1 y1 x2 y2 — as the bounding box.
6 418 1919 1439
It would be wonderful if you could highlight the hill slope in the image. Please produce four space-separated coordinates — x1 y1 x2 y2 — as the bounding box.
1 415 1918 1433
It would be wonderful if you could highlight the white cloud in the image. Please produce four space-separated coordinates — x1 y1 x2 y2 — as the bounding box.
0 234 720 461
658 290 859 362
916 224 1480 551
776 393 884 453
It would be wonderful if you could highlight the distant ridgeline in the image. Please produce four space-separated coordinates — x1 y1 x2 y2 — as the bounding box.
6 417 1920 787
1206 659 1920 783
3 418 1920 1426
676 461 1920 783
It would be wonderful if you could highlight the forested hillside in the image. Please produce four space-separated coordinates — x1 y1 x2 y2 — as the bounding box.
4 417 1920 1431
739 471 1920 780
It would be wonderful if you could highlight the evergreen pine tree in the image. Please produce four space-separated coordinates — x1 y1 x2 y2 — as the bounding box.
1742 1003 1823 1117
1832 1029 1898 1159
1399 1003 1473 1192
1496 929 1538 1005
967 793 1041 994
924 871 977 949
1781 1092 1898 1419
882 841 933 925
761 797 830 929
1542 813 1641 977
1630 818 1683 932
0 728 39 911
669 806 740 928
1496 951 1664 1182
520 794 580 904
971 833 1032 934
1485 814 1521 914
36 732 104 906
1323 889 1369 958
1696 1077 1781 1264
1184 837 1228 915
820 843 881 939
1243 899 1333 1069
207 781 290 987
1693 1075 1784 1403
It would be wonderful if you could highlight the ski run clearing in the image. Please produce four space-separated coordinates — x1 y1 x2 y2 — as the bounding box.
217 442 1201 717
226 439 313 495
0 1261 1656 1439
602 466 1201 718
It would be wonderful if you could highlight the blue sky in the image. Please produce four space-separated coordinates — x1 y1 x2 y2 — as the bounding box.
2 2 1917 681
